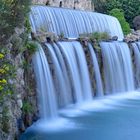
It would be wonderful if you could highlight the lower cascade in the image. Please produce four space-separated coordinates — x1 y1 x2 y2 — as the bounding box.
131 42 140 88
21 5 140 140
100 42 135 94
32 40 136 120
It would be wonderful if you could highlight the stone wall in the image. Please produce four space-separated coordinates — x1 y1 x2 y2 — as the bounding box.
32 0 94 11
0 27 38 140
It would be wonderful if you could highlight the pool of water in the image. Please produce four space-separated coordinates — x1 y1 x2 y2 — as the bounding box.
20 92 140 140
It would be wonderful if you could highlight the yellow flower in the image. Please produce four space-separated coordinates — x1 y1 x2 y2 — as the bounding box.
0 79 7 84
3 65 9 71
0 69 6 74
0 53 4 59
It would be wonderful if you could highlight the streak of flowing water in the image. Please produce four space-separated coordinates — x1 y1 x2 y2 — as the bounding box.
58 41 93 103
88 43 103 96
100 42 135 94
46 43 70 107
32 44 57 119
31 6 136 123
30 5 124 40
131 42 140 88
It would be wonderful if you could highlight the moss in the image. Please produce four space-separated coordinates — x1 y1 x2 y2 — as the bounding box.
22 101 33 114
26 41 39 56
1 107 10 133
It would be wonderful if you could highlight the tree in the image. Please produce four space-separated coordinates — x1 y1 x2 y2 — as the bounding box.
109 8 131 35
92 0 140 28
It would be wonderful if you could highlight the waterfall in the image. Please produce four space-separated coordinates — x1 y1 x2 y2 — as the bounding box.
32 44 57 119
131 42 140 88
30 5 124 40
88 43 103 96
100 42 135 94
30 6 138 121
57 41 93 102
46 43 70 107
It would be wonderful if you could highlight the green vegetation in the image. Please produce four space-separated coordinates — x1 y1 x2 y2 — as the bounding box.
79 32 110 42
0 51 16 99
25 41 39 56
22 101 33 114
0 0 31 43
1 107 10 133
109 8 131 35
0 0 31 100
89 32 110 42
79 32 110 51
92 0 140 28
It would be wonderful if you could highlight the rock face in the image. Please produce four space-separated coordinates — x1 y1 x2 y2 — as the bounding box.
124 30 140 43
32 0 94 11
0 27 38 140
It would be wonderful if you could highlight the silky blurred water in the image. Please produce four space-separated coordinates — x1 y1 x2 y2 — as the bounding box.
20 92 140 140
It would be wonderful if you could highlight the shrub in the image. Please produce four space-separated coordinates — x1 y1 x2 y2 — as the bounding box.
109 8 131 35
22 101 33 114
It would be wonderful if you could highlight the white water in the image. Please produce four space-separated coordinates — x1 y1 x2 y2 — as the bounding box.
100 42 135 94
30 5 124 40
88 43 103 96
46 43 70 107
32 44 57 119
131 42 140 88
58 41 93 102
31 6 138 123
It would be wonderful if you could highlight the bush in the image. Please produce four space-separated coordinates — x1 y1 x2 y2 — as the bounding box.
0 0 31 44
133 16 140 30
109 8 131 35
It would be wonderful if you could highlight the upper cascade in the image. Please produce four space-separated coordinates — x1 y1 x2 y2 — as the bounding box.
30 5 124 40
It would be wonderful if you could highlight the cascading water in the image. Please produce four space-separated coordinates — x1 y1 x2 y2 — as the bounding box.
88 43 103 96
32 41 94 120
30 5 124 40
46 43 70 107
131 42 140 88
20 5 140 140
57 41 93 102
32 43 57 119
100 42 135 94
30 5 137 122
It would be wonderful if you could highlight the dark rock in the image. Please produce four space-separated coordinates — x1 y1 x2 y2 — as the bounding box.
111 36 118 41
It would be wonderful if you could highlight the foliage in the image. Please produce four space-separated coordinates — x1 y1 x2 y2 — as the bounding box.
133 16 140 30
89 32 110 42
0 49 16 99
1 106 10 133
79 32 110 42
25 41 39 56
92 0 140 28
119 0 140 28
0 0 31 100
109 8 131 35
22 100 33 114
0 0 31 44
79 32 110 51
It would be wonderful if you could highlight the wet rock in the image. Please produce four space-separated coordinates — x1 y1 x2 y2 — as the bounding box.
124 31 140 43
111 36 118 41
